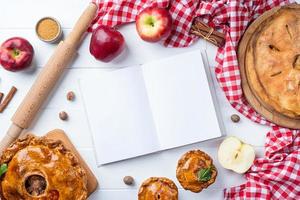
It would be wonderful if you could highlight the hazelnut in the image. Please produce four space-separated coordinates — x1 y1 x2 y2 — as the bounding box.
67 91 75 101
123 176 134 185
231 114 240 123
59 111 68 121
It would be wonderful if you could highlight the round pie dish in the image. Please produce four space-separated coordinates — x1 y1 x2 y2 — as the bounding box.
0 135 88 200
239 4 300 128
138 177 178 200
176 150 217 193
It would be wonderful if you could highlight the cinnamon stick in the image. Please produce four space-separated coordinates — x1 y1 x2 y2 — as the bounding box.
191 19 225 47
0 93 3 104
0 86 17 113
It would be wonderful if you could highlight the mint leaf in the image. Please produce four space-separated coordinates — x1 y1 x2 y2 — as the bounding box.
197 167 212 182
0 164 8 177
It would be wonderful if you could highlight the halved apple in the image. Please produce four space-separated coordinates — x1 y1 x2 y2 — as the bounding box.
218 137 255 174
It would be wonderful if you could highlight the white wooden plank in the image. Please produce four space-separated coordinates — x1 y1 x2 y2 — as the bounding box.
209 67 268 146
0 25 207 68
206 42 218 67
89 189 224 200
0 0 89 29
0 63 268 197
79 146 264 190
0 67 268 147
0 108 93 149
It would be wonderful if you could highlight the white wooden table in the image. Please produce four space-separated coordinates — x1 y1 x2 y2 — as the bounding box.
0 1 273 199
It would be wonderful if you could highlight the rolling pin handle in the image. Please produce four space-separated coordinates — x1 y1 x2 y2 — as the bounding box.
66 3 98 47
0 124 23 153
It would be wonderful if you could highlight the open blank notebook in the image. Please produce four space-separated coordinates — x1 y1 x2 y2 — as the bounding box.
80 50 224 165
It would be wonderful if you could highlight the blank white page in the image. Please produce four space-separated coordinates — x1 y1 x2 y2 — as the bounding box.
142 50 222 149
80 67 159 165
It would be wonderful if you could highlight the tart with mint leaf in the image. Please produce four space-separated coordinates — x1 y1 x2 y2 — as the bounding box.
176 150 217 193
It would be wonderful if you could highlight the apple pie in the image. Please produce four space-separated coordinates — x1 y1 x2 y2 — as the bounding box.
0 135 88 200
138 177 178 200
246 5 300 118
176 150 217 193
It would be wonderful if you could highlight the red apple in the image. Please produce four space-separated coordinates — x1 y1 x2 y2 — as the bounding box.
0 37 34 72
136 7 172 42
90 25 125 62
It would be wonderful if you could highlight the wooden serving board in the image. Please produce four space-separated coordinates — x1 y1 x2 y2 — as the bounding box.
45 129 98 196
238 3 300 129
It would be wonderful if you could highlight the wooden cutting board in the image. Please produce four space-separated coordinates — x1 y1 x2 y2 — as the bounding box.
45 129 98 196
238 3 300 129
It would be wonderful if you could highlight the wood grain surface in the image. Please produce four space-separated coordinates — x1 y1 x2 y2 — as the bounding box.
46 129 98 195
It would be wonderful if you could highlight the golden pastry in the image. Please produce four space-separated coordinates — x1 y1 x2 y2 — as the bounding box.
0 135 88 200
138 177 178 200
246 5 300 118
176 150 217 193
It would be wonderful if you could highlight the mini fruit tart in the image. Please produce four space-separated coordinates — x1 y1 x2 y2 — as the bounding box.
138 177 178 200
176 150 217 193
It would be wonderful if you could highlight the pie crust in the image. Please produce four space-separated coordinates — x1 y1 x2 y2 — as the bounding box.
138 177 178 200
0 135 88 200
176 150 217 193
246 5 300 118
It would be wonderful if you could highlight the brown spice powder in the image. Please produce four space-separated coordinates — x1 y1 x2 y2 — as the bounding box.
37 18 59 40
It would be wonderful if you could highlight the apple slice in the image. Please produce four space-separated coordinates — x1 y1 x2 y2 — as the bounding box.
218 137 255 174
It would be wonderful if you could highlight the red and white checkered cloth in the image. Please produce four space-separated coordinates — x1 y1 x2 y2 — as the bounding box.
91 0 300 199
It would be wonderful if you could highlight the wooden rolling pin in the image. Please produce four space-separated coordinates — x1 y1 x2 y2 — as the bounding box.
0 3 98 153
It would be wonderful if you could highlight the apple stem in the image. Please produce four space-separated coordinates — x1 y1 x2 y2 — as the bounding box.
13 48 20 57
146 17 155 27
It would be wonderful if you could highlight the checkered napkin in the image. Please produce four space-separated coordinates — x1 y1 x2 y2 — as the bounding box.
225 127 300 199
90 0 200 46
196 1 300 199
91 0 300 199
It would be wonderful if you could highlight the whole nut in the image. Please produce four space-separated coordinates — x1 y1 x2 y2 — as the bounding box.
59 111 68 121
123 176 134 185
67 91 75 101
231 114 240 123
